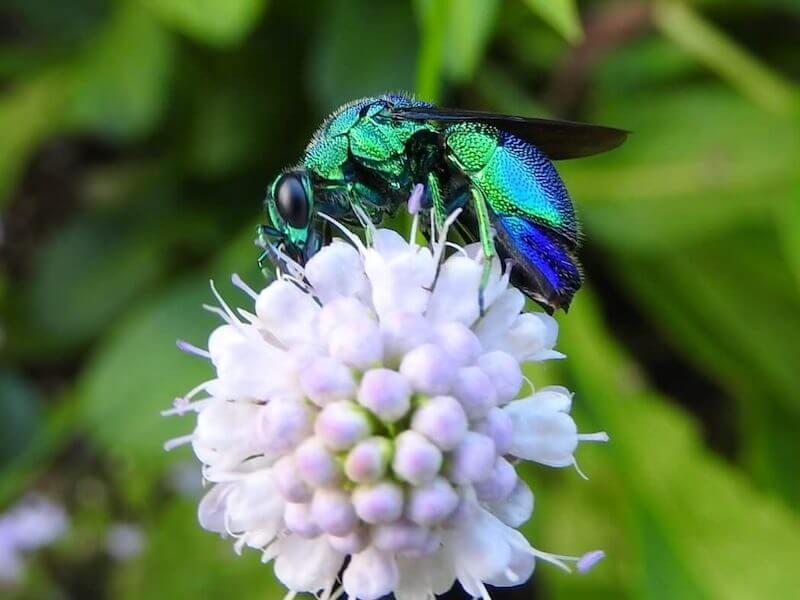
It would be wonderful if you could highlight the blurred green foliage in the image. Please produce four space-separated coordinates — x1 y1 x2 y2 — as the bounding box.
1 0 799 598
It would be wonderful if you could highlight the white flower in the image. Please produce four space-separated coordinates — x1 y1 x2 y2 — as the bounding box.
0 494 68 584
165 210 608 600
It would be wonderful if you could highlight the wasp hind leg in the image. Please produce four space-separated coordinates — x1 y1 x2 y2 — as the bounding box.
468 186 498 316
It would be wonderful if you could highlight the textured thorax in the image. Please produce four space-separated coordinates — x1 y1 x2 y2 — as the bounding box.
303 95 434 186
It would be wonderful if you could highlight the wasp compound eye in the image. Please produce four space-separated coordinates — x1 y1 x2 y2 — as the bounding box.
276 175 309 228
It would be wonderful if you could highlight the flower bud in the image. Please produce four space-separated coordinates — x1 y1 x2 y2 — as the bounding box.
352 482 404 524
487 479 534 528
474 457 517 503
372 520 429 553
448 432 496 484
452 366 497 419
432 321 482 367
315 401 371 450
255 280 319 347
329 319 383 370
474 407 514 455
411 396 467 451
506 408 578 467
283 503 320 539
392 431 442 485
294 437 340 487
299 356 355 407
304 241 369 304
399 344 455 395
318 297 373 343
406 477 459 526
345 437 392 483
357 369 412 422
381 311 430 362
256 398 314 454
271 455 313 503
311 488 358 536
328 527 369 554
478 351 523 404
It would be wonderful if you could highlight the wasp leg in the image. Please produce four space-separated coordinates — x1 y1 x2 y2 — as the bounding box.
256 224 286 274
426 172 446 229
469 186 497 316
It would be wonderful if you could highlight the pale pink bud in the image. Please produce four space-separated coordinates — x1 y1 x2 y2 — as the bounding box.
399 344 456 395
478 351 523 404
406 477 459 526
328 528 369 554
256 398 314 454
318 297 372 343
283 503 320 539
271 455 313 503
392 431 442 485
315 401 371 450
311 489 358 536
345 437 391 483
432 321 482 367
448 432 496 484
381 311 430 362
294 437 340 487
357 368 412 422
411 396 467 451
299 356 355 407
474 457 517 503
474 407 514 455
372 520 429 553
329 319 383 370
352 482 403 524
452 366 497 419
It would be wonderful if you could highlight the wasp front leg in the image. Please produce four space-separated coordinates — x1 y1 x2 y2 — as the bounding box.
469 186 498 316
256 224 289 276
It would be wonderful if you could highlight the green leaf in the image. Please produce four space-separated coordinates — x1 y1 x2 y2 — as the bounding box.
141 0 267 46
559 85 800 253
522 0 583 44
65 4 175 140
442 0 500 82
111 499 284 599
309 0 416 112
556 290 800 598
414 0 448 102
75 223 262 502
653 0 798 115
0 370 42 465
0 69 69 206
9 215 166 357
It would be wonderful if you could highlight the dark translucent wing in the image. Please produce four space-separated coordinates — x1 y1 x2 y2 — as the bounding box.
392 105 628 160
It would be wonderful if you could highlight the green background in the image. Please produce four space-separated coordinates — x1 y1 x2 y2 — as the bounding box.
1 0 799 598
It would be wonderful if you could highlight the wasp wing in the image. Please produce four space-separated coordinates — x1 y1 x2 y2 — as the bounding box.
392 105 628 160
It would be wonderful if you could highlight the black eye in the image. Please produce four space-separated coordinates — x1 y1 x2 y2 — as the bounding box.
276 175 309 228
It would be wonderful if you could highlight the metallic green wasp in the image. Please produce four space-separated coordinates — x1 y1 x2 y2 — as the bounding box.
259 93 627 312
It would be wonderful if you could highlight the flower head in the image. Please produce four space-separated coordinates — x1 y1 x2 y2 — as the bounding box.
165 211 607 599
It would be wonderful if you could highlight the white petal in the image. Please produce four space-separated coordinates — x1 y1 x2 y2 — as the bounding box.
505 401 578 466
426 255 482 325
473 288 525 348
486 479 534 528
343 547 399 600
304 240 369 304
273 536 344 593
484 532 536 587
197 483 233 533
256 280 321 346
